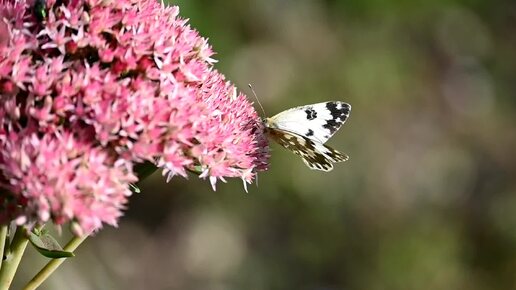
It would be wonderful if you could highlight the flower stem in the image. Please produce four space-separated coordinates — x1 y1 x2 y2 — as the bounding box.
23 234 89 290
0 226 29 290
0 225 8 272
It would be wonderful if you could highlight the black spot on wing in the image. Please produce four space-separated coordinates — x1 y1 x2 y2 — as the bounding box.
302 156 333 171
305 107 317 120
321 144 349 162
306 129 314 137
323 102 351 134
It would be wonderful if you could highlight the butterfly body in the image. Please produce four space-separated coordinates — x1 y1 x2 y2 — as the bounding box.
264 101 351 171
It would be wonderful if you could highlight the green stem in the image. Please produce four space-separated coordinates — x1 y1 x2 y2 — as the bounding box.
0 226 29 290
0 225 8 273
22 234 89 290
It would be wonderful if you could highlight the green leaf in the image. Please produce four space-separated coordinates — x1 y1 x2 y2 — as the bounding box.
187 165 204 175
33 0 47 22
28 230 75 259
129 183 141 193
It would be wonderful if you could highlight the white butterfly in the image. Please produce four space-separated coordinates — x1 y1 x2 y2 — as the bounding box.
264 101 351 171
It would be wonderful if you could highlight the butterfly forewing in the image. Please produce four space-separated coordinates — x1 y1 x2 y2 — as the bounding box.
267 101 351 144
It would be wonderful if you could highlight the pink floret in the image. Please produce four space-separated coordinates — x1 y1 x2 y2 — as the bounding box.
0 0 269 234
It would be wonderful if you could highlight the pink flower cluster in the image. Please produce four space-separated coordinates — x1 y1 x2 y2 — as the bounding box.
0 0 269 234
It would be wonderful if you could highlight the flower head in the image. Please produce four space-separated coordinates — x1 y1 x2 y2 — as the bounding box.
0 0 269 234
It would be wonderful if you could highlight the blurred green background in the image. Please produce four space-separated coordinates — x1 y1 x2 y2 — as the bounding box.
17 0 516 289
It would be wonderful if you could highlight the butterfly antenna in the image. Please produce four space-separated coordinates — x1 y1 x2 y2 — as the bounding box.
248 84 266 117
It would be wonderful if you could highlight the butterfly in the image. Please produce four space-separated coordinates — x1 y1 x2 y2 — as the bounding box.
264 101 351 171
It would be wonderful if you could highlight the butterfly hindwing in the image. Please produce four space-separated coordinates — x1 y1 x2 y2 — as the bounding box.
267 101 351 144
266 128 348 172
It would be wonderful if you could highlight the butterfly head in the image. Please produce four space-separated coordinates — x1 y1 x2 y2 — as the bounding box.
262 117 274 129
